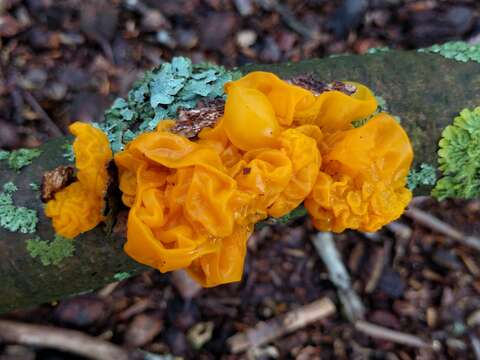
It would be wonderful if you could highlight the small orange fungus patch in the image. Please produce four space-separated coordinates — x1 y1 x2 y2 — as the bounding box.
45 122 112 239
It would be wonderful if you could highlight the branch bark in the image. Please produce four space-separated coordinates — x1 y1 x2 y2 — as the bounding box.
1 50 479 313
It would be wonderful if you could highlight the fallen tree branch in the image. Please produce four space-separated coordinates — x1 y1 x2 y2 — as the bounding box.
1 50 480 312
0 320 131 360
227 297 336 354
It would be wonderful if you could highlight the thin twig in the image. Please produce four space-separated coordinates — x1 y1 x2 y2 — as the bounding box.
365 246 385 293
470 334 480 360
22 90 64 137
355 320 436 349
0 320 130 360
311 232 365 321
386 221 412 241
227 297 336 354
405 207 480 251
97 281 120 298
386 221 412 268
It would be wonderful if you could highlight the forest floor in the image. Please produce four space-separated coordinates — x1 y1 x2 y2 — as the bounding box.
1 0 480 359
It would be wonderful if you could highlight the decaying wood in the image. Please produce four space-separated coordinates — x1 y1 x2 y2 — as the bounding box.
0 320 131 360
227 297 336 354
1 50 480 313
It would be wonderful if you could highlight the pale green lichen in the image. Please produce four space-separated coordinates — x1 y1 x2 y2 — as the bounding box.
30 182 39 191
407 163 437 190
113 272 132 281
0 151 9 161
351 95 399 128
366 47 390 54
0 182 38 233
432 107 480 200
62 142 75 163
26 235 75 266
260 205 308 227
419 41 480 63
99 57 242 153
0 148 42 171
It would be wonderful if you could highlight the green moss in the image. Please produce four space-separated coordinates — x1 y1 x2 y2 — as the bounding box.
0 182 38 233
113 272 132 281
432 107 480 200
99 57 242 153
0 148 42 171
419 41 480 63
407 163 437 190
26 235 75 266
29 182 39 191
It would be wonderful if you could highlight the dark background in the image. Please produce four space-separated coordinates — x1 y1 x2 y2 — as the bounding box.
1 0 480 359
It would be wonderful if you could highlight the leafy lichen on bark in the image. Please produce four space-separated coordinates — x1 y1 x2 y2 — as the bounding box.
432 107 480 200
419 41 480 63
0 182 38 234
407 163 437 191
98 57 242 153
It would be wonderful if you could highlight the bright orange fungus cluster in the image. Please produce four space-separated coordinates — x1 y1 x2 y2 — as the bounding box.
45 122 112 239
45 71 413 287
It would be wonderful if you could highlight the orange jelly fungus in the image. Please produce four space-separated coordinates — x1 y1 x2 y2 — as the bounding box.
45 122 113 239
46 71 413 287
304 113 413 233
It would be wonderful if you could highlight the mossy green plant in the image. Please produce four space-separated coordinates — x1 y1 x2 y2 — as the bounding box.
432 107 480 200
99 57 242 153
26 235 75 266
419 41 480 63
0 148 42 172
407 163 437 190
0 182 38 233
